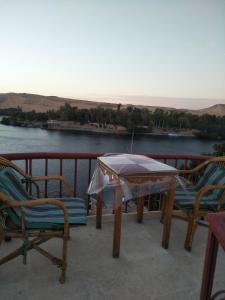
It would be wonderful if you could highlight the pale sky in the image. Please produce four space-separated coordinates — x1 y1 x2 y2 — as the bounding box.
0 0 225 109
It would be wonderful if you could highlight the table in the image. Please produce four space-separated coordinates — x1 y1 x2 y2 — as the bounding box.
200 212 225 300
88 154 178 257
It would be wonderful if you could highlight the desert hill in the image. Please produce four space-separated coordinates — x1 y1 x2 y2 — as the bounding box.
0 93 115 112
0 93 225 116
187 104 225 117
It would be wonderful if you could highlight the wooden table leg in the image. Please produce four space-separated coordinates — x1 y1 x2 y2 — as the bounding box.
96 192 102 229
200 230 218 300
137 196 144 223
113 184 122 258
162 179 176 249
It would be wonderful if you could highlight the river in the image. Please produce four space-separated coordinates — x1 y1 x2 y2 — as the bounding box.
0 123 220 155
0 122 222 198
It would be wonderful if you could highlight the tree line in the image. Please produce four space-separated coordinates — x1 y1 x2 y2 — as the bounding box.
1 104 225 138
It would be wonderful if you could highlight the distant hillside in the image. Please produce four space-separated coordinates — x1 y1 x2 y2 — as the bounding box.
188 104 225 117
0 93 225 116
0 93 115 112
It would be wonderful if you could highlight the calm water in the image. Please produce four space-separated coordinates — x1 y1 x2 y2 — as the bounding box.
0 123 220 155
0 123 222 198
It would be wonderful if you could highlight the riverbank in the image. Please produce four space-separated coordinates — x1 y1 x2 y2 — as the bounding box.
0 119 196 137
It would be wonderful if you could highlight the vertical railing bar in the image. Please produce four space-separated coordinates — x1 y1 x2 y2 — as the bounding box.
29 158 33 194
25 159 29 191
45 158 48 197
73 159 77 197
88 158 92 184
25 159 28 174
59 158 63 197
28 159 32 176
86 158 92 215
175 159 178 168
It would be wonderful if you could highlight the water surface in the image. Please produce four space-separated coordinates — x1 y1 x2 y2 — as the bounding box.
0 123 219 155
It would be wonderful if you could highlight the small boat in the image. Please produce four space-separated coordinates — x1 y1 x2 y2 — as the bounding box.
168 133 179 137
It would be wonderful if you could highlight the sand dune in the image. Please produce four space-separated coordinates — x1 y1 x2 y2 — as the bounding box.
0 92 225 116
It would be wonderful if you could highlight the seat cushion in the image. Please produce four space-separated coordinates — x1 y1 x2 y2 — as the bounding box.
15 197 87 229
174 190 219 210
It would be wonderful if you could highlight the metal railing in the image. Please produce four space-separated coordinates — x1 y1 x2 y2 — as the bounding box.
1 152 210 214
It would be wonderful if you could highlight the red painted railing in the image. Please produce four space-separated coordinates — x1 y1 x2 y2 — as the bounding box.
1 152 211 214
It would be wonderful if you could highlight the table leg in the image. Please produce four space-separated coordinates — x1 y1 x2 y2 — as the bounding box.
137 196 144 223
96 192 102 229
200 230 218 300
162 179 176 249
113 185 122 258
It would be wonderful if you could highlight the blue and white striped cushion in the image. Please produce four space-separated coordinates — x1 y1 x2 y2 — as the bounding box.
195 164 217 190
17 197 87 226
174 190 218 210
175 165 225 210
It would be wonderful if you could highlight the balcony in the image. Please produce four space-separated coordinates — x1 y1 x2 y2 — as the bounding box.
0 152 224 299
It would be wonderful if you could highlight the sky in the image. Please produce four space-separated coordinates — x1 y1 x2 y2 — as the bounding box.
0 0 225 109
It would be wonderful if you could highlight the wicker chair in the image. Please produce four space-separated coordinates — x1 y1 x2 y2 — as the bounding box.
0 156 87 283
173 156 225 251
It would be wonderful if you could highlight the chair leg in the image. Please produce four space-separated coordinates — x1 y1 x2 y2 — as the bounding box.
0 237 47 266
59 233 68 284
184 215 198 251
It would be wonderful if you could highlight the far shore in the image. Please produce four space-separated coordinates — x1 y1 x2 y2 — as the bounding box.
0 119 196 138
47 127 195 137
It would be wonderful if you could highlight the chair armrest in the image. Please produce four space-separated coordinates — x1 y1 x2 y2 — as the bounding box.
178 156 225 175
31 176 73 196
32 175 66 181
193 185 225 214
178 161 210 175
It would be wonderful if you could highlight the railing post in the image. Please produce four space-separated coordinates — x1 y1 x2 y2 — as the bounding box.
45 158 48 197
73 159 77 197
59 159 63 197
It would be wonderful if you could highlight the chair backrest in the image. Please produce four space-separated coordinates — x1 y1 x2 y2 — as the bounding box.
0 166 30 202
195 163 218 190
196 160 225 203
196 163 225 188
0 160 31 226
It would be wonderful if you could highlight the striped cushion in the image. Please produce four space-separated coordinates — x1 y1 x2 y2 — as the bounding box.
175 164 225 210
174 190 219 210
195 164 218 190
0 167 30 202
0 166 87 229
15 197 87 229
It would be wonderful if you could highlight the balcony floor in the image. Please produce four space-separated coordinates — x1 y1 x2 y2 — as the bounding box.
0 213 224 300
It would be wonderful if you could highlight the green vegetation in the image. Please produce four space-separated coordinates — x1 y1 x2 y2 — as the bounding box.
0 104 153 133
1 104 225 138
